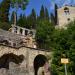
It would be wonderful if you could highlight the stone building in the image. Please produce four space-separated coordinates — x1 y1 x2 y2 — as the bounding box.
0 28 52 75
51 4 75 28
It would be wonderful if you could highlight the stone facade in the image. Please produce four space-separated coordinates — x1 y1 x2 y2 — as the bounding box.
0 45 51 75
56 6 75 28
0 23 51 75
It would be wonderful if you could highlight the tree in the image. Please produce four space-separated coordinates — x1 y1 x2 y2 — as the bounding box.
11 0 29 25
29 9 36 28
51 20 75 75
24 9 37 29
45 7 49 21
17 15 27 27
54 4 58 25
36 19 55 49
0 22 11 30
0 0 10 22
51 13 55 25
39 5 45 20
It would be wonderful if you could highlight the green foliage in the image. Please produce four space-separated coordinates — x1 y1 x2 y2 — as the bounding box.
51 13 55 25
45 7 49 21
39 5 45 20
35 19 75 75
0 0 10 22
0 21 11 30
11 0 29 9
39 5 49 21
51 21 75 75
17 9 37 29
30 9 37 28
17 15 29 28
36 19 54 49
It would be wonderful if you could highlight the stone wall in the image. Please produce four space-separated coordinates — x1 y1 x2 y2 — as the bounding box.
0 45 51 75
56 6 75 28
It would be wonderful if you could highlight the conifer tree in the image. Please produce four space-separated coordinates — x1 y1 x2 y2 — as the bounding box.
51 13 55 25
11 0 29 25
54 4 58 25
39 5 45 20
17 14 27 27
45 7 49 21
30 9 36 28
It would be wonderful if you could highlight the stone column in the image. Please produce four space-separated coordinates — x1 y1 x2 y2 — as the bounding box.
11 24 15 33
12 28 14 33
17 27 20 34
32 31 36 38
28 30 30 35
22 28 25 36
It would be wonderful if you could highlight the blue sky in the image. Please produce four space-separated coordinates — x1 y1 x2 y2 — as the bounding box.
0 0 75 20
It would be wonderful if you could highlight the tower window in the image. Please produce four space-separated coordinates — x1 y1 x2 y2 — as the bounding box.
64 7 70 15
67 18 70 21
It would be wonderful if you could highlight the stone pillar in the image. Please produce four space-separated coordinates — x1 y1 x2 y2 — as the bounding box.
22 28 25 36
17 27 20 34
12 27 15 33
32 31 36 38
28 30 30 35
11 24 15 33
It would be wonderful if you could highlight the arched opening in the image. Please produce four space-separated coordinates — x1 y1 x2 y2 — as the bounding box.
0 53 24 69
64 7 69 11
64 7 69 15
34 54 48 75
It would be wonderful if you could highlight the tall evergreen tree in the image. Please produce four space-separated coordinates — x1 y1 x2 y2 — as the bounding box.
51 13 55 25
30 9 36 28
31 9 36 20
0 0 10 22
45 7 49 21
26 9 37 29
11 0 29 25
39 5 45 20
54 4 58 25
36 19 54 49
17 14 27 27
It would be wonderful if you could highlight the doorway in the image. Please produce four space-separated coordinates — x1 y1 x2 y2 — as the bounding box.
34 54 48 75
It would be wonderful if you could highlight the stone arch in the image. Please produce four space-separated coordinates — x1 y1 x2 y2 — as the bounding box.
0 53 24 69
34 54 48 75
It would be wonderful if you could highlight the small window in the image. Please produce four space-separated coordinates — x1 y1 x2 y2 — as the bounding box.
67 18 70 21
64 7 70 15
64 7 69 11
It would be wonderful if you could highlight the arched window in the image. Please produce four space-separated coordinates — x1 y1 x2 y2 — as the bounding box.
64 7 70 15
